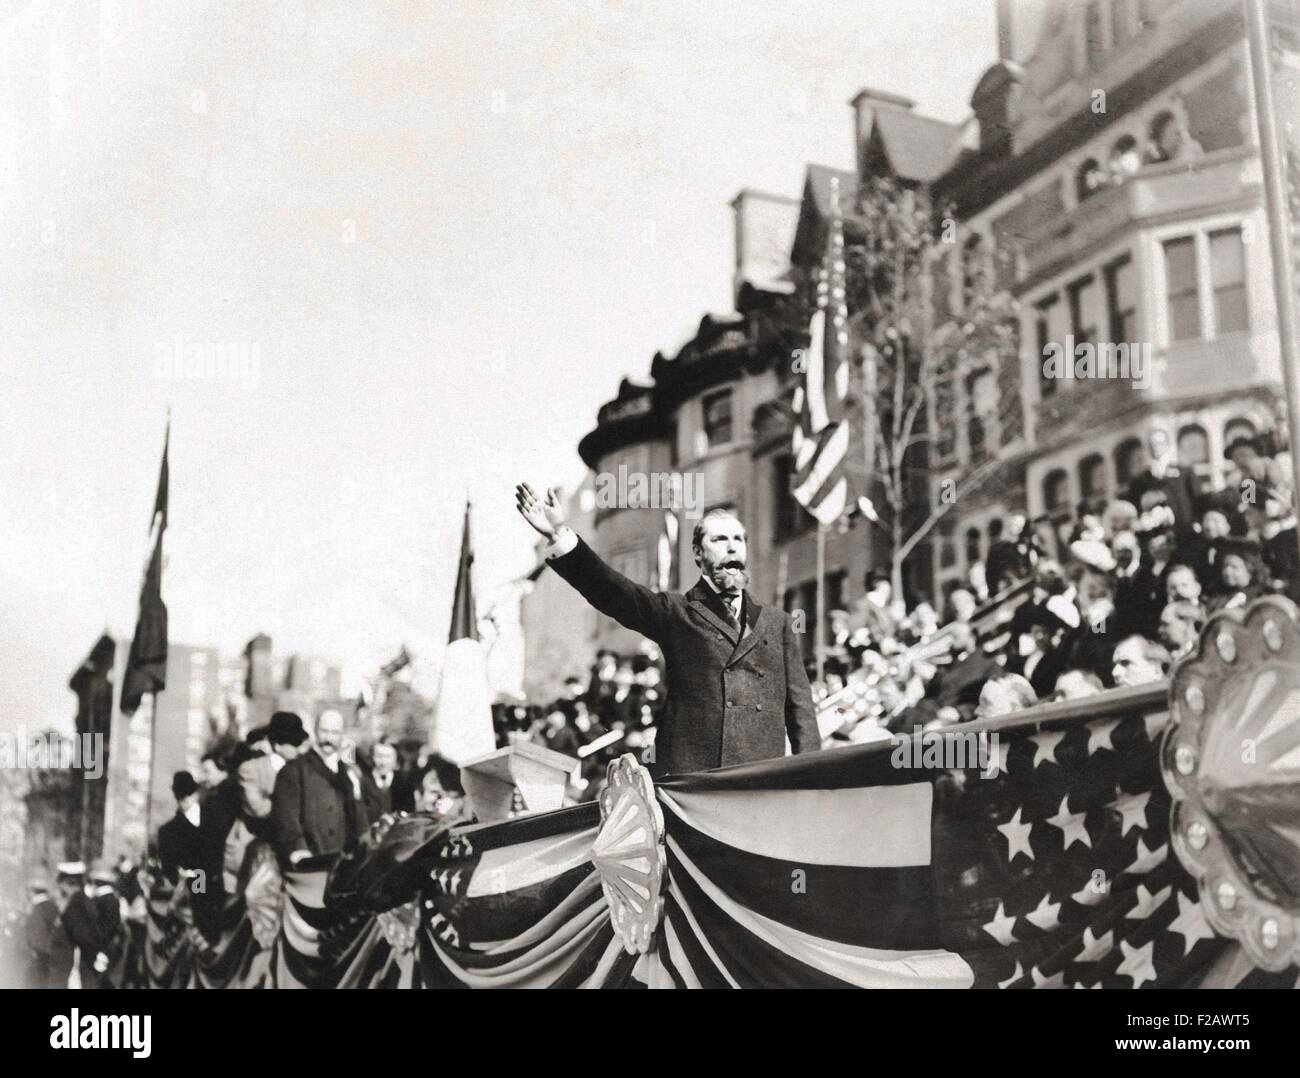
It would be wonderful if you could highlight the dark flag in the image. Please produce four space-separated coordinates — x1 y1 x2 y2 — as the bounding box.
433 500 494 762
121 425 169 715
447 501 477 642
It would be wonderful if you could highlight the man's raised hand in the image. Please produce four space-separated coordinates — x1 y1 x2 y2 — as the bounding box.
515 482 565 539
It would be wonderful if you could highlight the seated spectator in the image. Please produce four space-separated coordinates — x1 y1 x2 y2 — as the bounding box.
1052 669 1104 701
930 622 1002 720
541 703 582 758
1259 494 1299 597
1129 522 1175 640
1111 635 1173 687
975 674 1037 720
1226 434 1292 511
1103 499 1139 537
412 765 466 825
1208 539 1266 613
1165 563 1202 605
1159 601 1205 660
947 587 977 624
986 514 1036 595
1128 427 1196 528
1006 606 1067 699
853 570 900 645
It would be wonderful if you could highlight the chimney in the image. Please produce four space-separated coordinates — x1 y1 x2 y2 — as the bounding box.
729 189 799 305
970 61 1023 156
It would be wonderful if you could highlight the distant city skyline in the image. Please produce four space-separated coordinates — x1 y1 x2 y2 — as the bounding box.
0 0 997 733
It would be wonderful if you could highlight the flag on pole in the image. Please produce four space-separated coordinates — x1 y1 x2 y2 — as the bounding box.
431 501 496 764
791 176 853 526
121 423 170 715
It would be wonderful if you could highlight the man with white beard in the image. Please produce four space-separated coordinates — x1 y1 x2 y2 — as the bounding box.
516 483 820 775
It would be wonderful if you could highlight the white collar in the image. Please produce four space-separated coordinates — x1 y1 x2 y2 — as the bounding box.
182 802 201 827
701 573 742 610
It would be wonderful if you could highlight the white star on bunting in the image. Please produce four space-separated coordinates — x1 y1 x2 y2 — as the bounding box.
983 902 1019 947
1168 889 1216 954
1110 789 1150 836
984 736 1009 778
1031 965 1067 988
1126 838 1168 875
1071 876 1108 907
1048 795 1092 849
1087 719 1119 754
1030 729 1066 767
997 807 1035 862
1025 893 1062 931
1127 882 1173 920
1077 926 1113 962
1117 938 1158 989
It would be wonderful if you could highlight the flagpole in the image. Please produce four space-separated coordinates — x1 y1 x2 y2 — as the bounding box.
815 523 826 682
1244 0 1300 552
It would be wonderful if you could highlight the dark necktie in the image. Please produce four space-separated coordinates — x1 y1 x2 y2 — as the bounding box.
721 592 741 630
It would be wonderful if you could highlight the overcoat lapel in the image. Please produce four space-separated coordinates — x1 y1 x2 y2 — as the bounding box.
727 594 767 667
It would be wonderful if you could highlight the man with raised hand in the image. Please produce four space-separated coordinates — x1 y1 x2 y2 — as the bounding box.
516 482 820 775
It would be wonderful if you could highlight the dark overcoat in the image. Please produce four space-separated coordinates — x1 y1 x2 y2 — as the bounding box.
270 749 369 859
548 537 820 775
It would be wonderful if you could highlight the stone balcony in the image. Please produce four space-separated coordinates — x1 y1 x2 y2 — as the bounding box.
1032 329 1280 447
1021 149 1260 288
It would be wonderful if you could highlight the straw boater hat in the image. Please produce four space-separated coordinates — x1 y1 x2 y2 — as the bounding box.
88 858 116 885
56 860 86 882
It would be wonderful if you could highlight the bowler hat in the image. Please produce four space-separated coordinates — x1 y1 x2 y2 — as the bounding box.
171 770 198 800
268 711 308 748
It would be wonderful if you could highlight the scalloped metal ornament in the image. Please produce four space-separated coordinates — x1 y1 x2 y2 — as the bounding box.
594 753 666 955
1161 596 1300 971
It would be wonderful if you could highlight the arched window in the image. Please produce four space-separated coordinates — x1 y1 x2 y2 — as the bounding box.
1114 437 1144 488
1079 453 1108 513
1224 416 1257 447
1109 134 1141 181
964 526 982 567
1076 158 1107 200
1044 468 1071 522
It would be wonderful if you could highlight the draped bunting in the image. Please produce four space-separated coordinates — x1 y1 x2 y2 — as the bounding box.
140 686 1298 989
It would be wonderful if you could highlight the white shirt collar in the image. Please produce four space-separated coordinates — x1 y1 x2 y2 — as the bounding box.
701 573 742 617
315 746 340 772
182 802 201 827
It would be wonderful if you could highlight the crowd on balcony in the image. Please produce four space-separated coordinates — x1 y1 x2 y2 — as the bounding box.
811 423 1297 744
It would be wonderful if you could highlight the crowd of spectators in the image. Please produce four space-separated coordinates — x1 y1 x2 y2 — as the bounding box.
494 646 666 800
809 426 1298 744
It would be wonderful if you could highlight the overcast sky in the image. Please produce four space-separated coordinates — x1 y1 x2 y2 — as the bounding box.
0 0 997 733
